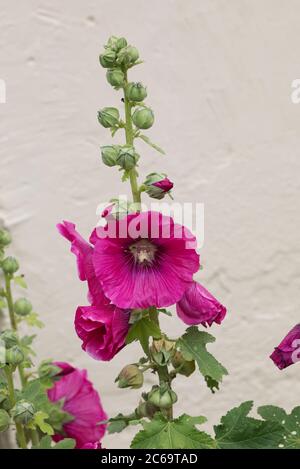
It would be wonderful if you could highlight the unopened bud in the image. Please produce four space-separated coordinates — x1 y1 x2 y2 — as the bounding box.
6 346 24 366
99 50 117 68
101 145 119 167
144 173 174 200
132 107 154 129
117 46 139 66
116 146 139 170
98 107 120 128
14 298 32 317
136 400 158 419
0 330 18 349
0 409 10 432
171 351 195 377
38 360 61 379
150 338 176 366
117 364 143 389
126 82 147 102
107 36 127 51
106 68 125 88
12 400 35 424
148 385 177 409
2 257 19 275
0 229 12 247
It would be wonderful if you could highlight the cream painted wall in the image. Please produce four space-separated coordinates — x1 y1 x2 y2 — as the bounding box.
1 0 300 448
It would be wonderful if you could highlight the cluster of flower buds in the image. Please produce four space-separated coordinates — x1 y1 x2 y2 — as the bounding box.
101 145 140 170
116 364 144 389
143 173 174 200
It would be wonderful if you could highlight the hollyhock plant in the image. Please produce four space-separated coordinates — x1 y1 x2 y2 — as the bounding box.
176 281 226 327
270 324 300 370
48 362 107 448
75 305 130 360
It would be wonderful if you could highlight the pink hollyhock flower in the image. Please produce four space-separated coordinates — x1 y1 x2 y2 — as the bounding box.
75 305 130 361
82 442 101 449
176 281 226 327
91 211 199 309
153 177 173 192
48 362 107 449
57 221 109 307
270 324 300 370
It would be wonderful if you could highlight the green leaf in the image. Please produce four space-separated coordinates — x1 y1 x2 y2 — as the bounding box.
214 401 283 449
121 170 130 182
126 317 161 354
53 438 76 449
24 312 44 329
138 134 165 155
108 419 128 434
258 405 300 448
179 414 207 426
177 326 228 390
34 435 52 449
0 298 6 309
28 411 54 436
131 413 215 449
13 275 27 289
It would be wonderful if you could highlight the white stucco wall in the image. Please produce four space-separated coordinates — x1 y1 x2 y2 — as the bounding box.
1 0 300 448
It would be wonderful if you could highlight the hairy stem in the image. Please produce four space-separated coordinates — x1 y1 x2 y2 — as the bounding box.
4 367 27 449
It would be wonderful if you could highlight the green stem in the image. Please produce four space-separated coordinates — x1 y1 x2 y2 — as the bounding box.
4 274 26 387
123 71 141 206
4 367 27 449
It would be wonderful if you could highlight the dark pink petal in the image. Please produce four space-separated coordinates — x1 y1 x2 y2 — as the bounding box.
176 281 226 327
153 177 173 192
270 324 300 370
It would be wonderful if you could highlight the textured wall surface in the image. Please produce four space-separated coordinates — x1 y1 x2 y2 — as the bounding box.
1 0 300 448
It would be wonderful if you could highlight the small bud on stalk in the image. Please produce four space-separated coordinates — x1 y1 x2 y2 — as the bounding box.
144 173 174 200
132 107 154 129
136 399 158 419
106 68 125 88
2 256 19 275
14 298 32 317
38 361 61 379
101 145 119 167
0 409 10 432
98 107 120 128
0 229 12 247
117 46 139 67
5 345 24 366
0 330 18 348
150 338 176 366
116 146 139 170
106 36 127 51
148 385 177 409
99 50 117 68
126 82 147 102
171 351 195 377
117 364 144 389
12 400 35 424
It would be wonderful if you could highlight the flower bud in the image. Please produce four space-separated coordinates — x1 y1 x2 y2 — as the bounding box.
136 400 158 419
12 400 35 424
14 298 32 317
117 46 139 66
100 145 119 167
98 107 120 128
38 360 61 379
5 345 24 365
106 68 125 88
144 173 174 200
2 256 19 275
132 107 154 129
150 338 176 366
126 82 147 102
99 50 117 68
106 36 127 51
0 409 10 432
0 229 12 247
148 385 177 409
116 364 143 389
171 351 195 377
116 146 139 170
116 37 127 50
0 330 18 349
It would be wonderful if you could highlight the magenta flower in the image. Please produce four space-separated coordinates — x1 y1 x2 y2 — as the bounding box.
75 305 130 361
48 362 107 449
270 324 300 370
91 211 199 309
57 221 109 308
153 177 173 192
176 281 226 327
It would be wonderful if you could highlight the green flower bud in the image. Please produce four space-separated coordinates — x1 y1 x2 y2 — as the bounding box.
14 298 32 317
116 37 127 50
132 107 154 129
5 346 24 366
0 330 18 349
116 146 139 170
148 385 177 409
135 400 158 419
100 145 119 167
144 173 174 200
0 229 12 247
98 107 120 128
2 256 19 275
99 50 117 68
117 364 143 389
126 82 147 102
150 338 176 366
117 46 139 66
0 409 10 432
38 360 61 379
12 400 35 424
106 68 125 88
171 351 195 377
107 36 128 51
